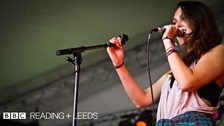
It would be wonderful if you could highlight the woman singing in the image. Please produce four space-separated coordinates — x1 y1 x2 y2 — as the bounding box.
107 1 224 125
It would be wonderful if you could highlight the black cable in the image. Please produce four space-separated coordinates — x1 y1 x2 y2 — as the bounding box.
147 31 156 125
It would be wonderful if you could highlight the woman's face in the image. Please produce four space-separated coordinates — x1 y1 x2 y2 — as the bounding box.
173 7 193 45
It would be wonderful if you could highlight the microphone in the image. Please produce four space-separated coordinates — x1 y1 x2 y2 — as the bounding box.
151 27 185 37
107 34 129 47
56 34 129 56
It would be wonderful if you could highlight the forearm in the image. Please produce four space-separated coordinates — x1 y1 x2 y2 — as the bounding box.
163 39 194 90
115 65 151 107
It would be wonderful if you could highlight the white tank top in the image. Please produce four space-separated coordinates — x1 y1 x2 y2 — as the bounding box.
156 74 219 122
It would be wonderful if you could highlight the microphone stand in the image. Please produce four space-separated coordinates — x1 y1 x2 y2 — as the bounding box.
56 34 128 126
66 53 81 126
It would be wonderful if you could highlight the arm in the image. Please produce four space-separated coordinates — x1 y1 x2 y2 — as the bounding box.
107 37 166 108
115 65 167 108
162 26 224 91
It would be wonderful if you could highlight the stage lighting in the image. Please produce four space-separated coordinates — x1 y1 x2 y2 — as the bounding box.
135 120 147 126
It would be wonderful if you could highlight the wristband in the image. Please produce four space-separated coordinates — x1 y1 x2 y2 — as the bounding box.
114 62 124 69
165 47 175 52
162 36 174 43
166 47 178 57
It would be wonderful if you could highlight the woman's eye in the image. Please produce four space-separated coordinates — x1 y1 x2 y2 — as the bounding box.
180 15 186 20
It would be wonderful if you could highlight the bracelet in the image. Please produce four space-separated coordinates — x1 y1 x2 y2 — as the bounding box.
162 36 173 43
166 47 178 57
114 62 124 69
165 47 174 52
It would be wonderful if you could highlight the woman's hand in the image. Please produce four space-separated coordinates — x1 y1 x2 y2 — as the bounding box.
107 37 124 66
162 24 180 39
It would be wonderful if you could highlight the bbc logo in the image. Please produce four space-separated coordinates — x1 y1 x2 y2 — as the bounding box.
3 112 26 119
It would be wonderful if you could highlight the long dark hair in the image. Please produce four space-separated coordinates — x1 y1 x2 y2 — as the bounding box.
177 1 222 66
